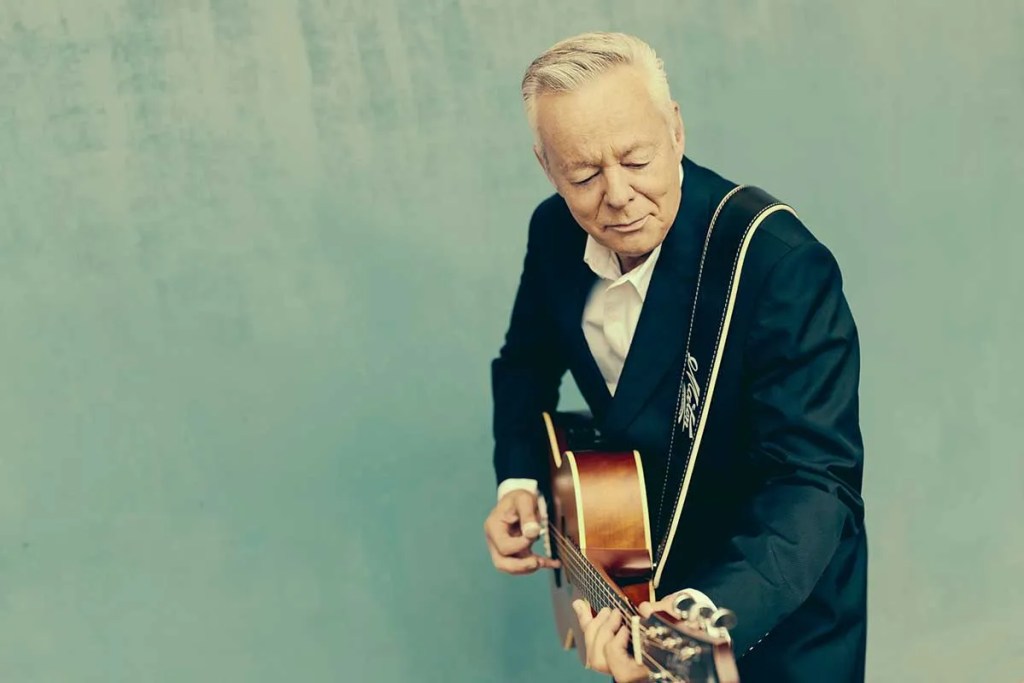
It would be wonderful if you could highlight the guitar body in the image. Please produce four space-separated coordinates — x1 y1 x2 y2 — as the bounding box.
542 411 656 664
542 411 740 682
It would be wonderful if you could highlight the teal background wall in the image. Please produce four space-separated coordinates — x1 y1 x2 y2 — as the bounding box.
0 1 1020 681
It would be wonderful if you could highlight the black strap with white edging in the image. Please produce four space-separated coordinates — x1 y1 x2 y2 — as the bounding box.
651 185 797 587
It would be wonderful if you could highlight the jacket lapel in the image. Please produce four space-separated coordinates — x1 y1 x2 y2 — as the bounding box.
550 234 613 421
602 158 714 434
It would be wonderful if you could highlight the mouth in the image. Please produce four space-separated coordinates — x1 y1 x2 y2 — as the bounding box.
606 215 650 233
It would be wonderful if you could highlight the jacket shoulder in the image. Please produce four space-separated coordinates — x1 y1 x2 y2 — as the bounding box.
527 192 584 255
744 194 830 269
529 193 573 232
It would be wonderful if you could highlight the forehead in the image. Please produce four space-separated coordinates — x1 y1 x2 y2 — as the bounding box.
534 66 666 166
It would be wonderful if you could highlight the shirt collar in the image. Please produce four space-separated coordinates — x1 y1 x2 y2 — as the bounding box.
582 162 684 302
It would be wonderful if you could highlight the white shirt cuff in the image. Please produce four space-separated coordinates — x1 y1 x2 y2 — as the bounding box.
496 478 538 502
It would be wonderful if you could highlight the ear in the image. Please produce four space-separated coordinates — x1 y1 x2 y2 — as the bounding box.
534 144 558 189
668 101 685 159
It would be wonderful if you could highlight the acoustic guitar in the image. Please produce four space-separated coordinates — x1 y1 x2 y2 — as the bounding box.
541 411 740 682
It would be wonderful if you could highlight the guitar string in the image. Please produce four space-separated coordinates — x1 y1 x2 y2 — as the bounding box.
547 525 638 617
553 541 632 618
547 525 630 611
552 540 624 617
544 532 679 679
547 532 615 612
551 530 640 621
544 524 598 595
546 529 679 681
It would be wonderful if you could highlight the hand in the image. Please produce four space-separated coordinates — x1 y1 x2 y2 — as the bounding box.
483 489 560 575
571 595 685 682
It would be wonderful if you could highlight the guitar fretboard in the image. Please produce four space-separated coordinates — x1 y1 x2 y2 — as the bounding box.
548 524 635 617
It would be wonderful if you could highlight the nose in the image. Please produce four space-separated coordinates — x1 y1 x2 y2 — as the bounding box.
603 167 634 210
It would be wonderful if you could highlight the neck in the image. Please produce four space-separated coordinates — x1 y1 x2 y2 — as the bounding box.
617 252 649 274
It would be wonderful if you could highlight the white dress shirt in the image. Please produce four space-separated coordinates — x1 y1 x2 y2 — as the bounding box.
494 164 717 612
581 235 662 395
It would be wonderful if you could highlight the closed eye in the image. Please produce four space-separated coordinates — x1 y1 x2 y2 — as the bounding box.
625 162 649 169
572 173 598 186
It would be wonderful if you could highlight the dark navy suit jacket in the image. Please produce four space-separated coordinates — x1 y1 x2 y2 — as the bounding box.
491 157 867 682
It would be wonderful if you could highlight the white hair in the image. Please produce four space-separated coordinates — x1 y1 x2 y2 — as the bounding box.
521 32 673 139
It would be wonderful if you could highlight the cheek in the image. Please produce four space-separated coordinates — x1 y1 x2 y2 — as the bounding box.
641 179 676 210
565 192 602 220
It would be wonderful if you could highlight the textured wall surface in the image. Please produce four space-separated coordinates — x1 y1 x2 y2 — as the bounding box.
0 1 1021 681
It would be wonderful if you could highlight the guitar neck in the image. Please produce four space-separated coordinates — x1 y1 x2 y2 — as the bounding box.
549 524 635 613
549 523 736 683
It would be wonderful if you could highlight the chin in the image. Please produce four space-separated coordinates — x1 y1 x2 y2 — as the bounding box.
607 229 662 256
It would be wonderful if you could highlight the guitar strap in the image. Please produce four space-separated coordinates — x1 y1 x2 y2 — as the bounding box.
651 184 797 589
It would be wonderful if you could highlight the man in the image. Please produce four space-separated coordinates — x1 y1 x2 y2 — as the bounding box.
483 32 866 682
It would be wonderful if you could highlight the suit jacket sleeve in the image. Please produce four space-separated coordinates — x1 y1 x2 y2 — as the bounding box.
687 239 865 654
491 206 569 484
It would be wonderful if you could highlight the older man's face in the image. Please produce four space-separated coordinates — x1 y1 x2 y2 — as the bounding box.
534 65 685 269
